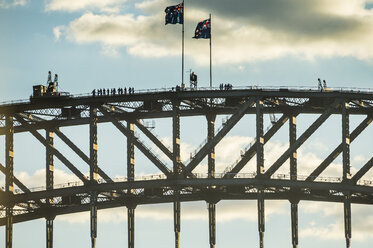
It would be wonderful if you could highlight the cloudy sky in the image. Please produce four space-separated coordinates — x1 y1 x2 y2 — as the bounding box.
1 0 373 247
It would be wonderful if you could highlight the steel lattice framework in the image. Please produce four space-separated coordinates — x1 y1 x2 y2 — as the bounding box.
0 87 373 248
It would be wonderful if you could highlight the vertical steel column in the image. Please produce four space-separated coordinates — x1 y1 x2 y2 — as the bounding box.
207 114 216 248
207 114 216 179
256 99 265 248
173 101 181 248
342 102 351 248
46 129 54 248
289 116 298 248
90 107 98 248
127 121 135 248
342 101 351 181
5 116 14 248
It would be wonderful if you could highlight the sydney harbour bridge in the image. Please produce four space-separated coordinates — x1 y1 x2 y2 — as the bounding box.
0 86 373 248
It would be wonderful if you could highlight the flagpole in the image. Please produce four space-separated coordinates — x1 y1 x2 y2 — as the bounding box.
209 13 212 90
182 0 185 88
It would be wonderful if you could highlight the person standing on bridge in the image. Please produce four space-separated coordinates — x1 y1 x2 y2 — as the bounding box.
47 71 52 84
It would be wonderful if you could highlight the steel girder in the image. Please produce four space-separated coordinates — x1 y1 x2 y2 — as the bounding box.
99 106 172 177
1 177 373 225
1 89 373 248
264 99 341 177
307 115 373 182
45 129 54 248
127 120 135 248
15 114 89 183
184 98 256 174
5 115 14 248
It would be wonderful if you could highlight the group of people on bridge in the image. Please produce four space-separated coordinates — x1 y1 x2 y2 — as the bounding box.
92 87 135 96
219 83 233 90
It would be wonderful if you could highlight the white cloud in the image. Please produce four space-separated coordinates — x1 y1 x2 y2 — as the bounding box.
45 0 127 13
13 0 26 6
53 25 65 41
56 200 287 224
0 0 28 8
52 0 373 65
300 202 373 241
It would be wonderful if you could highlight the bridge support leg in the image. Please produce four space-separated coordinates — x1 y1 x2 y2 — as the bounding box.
256 99 265 248
128 208 135 248
208 203 216 248
207 114 216 248
46 130 54 248
342 102 351 248
46 219 54 248
258 194 265 248
90 107 98 248
289 115 298 248
90 198 98 248
174 201 181 248
127 121 135 248
6 208 13 248
173 101 181 248
5 116 14 248
290 203 298 248
344 198 351 248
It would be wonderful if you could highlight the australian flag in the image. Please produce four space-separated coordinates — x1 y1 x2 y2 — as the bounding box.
165 2 183 25
193 18 211 39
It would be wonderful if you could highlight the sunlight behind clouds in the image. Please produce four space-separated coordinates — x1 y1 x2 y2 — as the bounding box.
49 0 373 65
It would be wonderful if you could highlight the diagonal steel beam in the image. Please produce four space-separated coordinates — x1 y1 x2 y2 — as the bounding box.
351 157 373 184
135 119 173 160
15 115 88 184
265 100 340 178
0 163 45 208
306 115 373 182
53 128 113 183
99 107 172 177
224 114 290 178
19 113 114 184
184 98 255 174
135 120 194 179
103 106 196 178
0 163 30 194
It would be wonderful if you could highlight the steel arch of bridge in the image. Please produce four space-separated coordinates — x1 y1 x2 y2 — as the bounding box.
1 87 373 248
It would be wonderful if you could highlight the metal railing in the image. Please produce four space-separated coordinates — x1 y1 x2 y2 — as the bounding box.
4 172 372 194
1 86 372 107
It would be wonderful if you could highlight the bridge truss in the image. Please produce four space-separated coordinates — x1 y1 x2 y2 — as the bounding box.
0 87 373 248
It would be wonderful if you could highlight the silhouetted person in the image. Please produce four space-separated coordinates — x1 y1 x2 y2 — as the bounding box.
318 78 322 91
47 71 52 84
54 74 58 84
